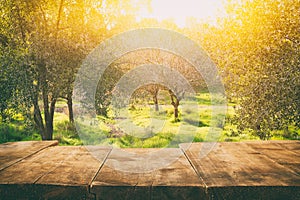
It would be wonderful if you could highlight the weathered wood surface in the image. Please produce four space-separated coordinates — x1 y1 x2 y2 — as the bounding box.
0 142 111 199
245 141 300 174
0 140 58 171
0 140 299 200
180 141 300 199
91 148 205 200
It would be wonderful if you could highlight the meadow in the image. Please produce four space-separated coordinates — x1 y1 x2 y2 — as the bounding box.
1 92 298 146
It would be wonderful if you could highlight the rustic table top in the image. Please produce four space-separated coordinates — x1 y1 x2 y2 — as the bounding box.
0 140 299 200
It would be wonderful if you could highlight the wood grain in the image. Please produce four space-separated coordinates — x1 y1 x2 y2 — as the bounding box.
0 141 299 199
0 145 111 199
245 141 300 175
180 142 300 199
91 148 205 200
0 140 58 171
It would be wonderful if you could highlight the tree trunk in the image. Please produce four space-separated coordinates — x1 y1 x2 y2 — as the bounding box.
67 93 74 123
30 74 46 138
39 62 57 140
172 102 180 122
153 95 159 112
41 98 56 140
48 98 56 139
33 98 45 135
174 106 179 119
42 95 51 140
169 90 180 122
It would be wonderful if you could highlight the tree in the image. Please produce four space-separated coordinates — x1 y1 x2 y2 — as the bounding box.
0 0 93 139
0 37 16 122
98 48 205 121
168 89 184 122
0 0 37 123
145 84 162 112
0 0 150 140
200 0 300 139
0 43 25 122
95 65 124 117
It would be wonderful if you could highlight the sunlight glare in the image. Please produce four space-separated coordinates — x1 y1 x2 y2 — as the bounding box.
138 0 226 27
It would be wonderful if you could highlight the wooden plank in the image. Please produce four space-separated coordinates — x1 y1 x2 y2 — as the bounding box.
245 140 300 152
36 146 111 186
0 146 111 199
274 140 300 152
180 142 300 199
0 140 58 171
91 148 205 200
245 141 300 175
0 140 299 199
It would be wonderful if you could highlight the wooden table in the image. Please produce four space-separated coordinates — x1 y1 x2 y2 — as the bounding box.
0 140 299 199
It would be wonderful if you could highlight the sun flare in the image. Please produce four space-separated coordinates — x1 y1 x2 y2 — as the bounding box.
138 0 226 27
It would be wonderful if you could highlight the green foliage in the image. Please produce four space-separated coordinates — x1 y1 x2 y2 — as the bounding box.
0 1 33 123
0 120 41 144
53 121 83 146
0 0 151 140
201 0 300 139
95 66 124 116
233 0 299 139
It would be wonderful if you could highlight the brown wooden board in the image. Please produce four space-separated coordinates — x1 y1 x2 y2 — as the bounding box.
1 141 300 199
0 145 111 199
0 140 58 171
272 140 300 152
245 141 300 175
90 148 205 200
36 146 111 186
180 142 300 199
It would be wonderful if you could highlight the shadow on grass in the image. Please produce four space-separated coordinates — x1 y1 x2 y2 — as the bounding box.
183 118 208 127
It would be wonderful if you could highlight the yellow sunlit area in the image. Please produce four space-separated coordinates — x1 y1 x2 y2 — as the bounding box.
0 0 299 149
137 0 226 27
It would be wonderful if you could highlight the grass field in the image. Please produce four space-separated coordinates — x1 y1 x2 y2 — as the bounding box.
0 92 299 146
52 92 299 147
